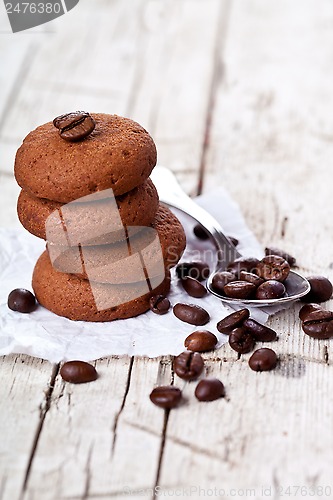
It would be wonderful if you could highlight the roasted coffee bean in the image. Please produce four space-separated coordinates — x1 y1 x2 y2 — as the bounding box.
60 361 98 384
149 295 170 315
302 310 333 339
184 330 218 352
243 318 277 342
223 281 256 299
255 280 286 300
149 386 182 409
228 236 239 247
248 348 278 372
211 271 236 293
195 378 225 402
216 308 250 334
53 111 95 141
229 327 255 353
181 277 207 298
227 257 260 278
173 303 210 326
176 262 210 281
239 271 264 288
265 247 296 267
7 288 37 313
299 303 323 322
173 351 204 380
257 255 290 282
301 276 333 303
193 224 210 240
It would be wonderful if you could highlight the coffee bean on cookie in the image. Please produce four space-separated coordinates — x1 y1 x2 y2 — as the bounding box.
53 111 95 141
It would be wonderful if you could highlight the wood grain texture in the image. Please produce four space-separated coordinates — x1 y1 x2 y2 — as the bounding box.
0 355 56 500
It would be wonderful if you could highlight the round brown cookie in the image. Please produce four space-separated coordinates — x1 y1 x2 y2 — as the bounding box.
48 205 186 284
32 251 171 322
17 179 159 245
15 113 157 203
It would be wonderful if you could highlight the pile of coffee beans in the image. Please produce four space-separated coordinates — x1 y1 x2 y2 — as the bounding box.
150 350 225 408
216 307 278 369
212 254 291 300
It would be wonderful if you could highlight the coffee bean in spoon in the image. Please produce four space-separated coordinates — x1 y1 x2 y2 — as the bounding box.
195 378 225 402
173 351 204 380
243 318 277 342
223 281 256 299
149 295 170 315
53 111 95 141
211 271 236 293
227 257 260 278
176 262 210 281
150 386 182 409
60 361 98 384
173 303 210 326
193 224 210 240
229 327 255 354
265 247 296 267
228 236 239 247
301 310 333 339
248 348 278 372
184 330 218 352
7 288 37 313
216 308 250 334
301 276 333 303
181 277 207 298
299 303 323 321
255 280 286 300
257 255 290 282
239 271 264 287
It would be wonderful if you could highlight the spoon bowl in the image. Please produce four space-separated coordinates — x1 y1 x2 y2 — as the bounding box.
206 269 310 307
151 166 310 307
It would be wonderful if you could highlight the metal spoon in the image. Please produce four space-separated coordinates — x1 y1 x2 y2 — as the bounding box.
151 166 310 307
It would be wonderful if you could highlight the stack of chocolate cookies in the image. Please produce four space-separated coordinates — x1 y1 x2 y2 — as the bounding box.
14 112 186 321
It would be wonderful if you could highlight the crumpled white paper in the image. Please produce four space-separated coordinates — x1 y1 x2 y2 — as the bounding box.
0 187 289 362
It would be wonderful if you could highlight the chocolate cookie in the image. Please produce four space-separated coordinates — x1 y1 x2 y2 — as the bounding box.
17 179 159 245
15 113 157 203
32 251 171 322
48 205 186 284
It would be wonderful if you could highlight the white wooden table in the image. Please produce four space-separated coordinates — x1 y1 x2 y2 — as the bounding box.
1 1 333 499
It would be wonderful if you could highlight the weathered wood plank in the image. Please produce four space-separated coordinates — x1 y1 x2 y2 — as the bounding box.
22 357 170 499
159 357 333 493
0 355 55 500
129 0 225 195
2 0 333 498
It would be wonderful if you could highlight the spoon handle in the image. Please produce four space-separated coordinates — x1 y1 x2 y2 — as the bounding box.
151 166 241 270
